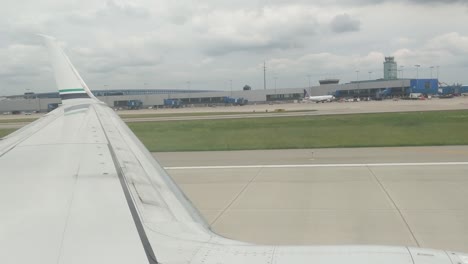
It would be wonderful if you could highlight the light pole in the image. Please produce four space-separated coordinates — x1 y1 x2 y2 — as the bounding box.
429 66 434 79
230 79 232 97
414 65 420 91
187 81 191 103
436 66 440 79
356 70 360 90
414 65 420 79
274 76 278 96
368 71 372 80
103 84 109 106
25 88 31 112
400 66 404 78
36 96 41 112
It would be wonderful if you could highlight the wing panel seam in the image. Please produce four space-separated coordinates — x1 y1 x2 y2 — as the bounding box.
93 104 158 264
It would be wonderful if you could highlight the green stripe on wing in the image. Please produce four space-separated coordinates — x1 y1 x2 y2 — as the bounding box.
59 88 86 93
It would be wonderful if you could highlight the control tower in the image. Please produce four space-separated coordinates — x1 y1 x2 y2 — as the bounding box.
383 57 397 80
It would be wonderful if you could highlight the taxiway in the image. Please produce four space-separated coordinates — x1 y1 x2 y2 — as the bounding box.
154 146 468 252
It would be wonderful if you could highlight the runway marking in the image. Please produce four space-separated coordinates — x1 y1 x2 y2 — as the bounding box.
164 162 468 170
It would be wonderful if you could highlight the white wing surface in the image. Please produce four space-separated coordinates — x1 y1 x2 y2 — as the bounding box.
0 36 467 264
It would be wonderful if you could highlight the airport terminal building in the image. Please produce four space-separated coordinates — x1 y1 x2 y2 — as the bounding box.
0 78 444 112
0 56 462 112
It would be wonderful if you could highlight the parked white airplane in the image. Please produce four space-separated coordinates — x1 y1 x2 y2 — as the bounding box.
303 89 335 103
0 36 467 264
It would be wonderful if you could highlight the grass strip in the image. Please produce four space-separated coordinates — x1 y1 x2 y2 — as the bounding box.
0 118 38 123
127 110 468 152
2 110 468 151
0 129 17 138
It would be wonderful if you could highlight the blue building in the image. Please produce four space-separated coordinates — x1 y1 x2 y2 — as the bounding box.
461 85 468 94
438 85 468 95
409 79 439 94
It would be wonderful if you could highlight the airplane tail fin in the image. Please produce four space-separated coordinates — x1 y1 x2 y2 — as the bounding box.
39 35 97 103
303 89 309 98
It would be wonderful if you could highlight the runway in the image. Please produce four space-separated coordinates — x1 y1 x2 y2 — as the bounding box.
153 146 468 252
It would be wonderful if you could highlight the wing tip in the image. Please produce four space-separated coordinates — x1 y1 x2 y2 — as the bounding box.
40 35 97 102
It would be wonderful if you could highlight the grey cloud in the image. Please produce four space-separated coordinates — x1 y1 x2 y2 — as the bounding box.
194 7 317 56
202 36 307 57
97 0 149 19
70 44 162 74
389 0 468 5
166 2 195 25
405 0 467 3
1 0 468 94
0 25 46 48
339 0 466 4
330 14 361 33
65 0 150 26
267 0 467 5
0 64 46 78
204 40 297 57
84 56 160 73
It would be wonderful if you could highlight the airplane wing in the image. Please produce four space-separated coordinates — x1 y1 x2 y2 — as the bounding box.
1 36 467 264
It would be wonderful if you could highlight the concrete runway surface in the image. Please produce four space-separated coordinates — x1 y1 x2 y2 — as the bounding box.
153 146 468 252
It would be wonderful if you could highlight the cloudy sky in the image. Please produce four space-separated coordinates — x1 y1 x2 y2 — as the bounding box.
0 0 467 95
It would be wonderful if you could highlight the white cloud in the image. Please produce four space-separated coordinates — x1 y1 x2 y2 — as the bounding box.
266 51 385 79
191 6 319 55
425 32 468 55
392 32 468 67
0 44 47 77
